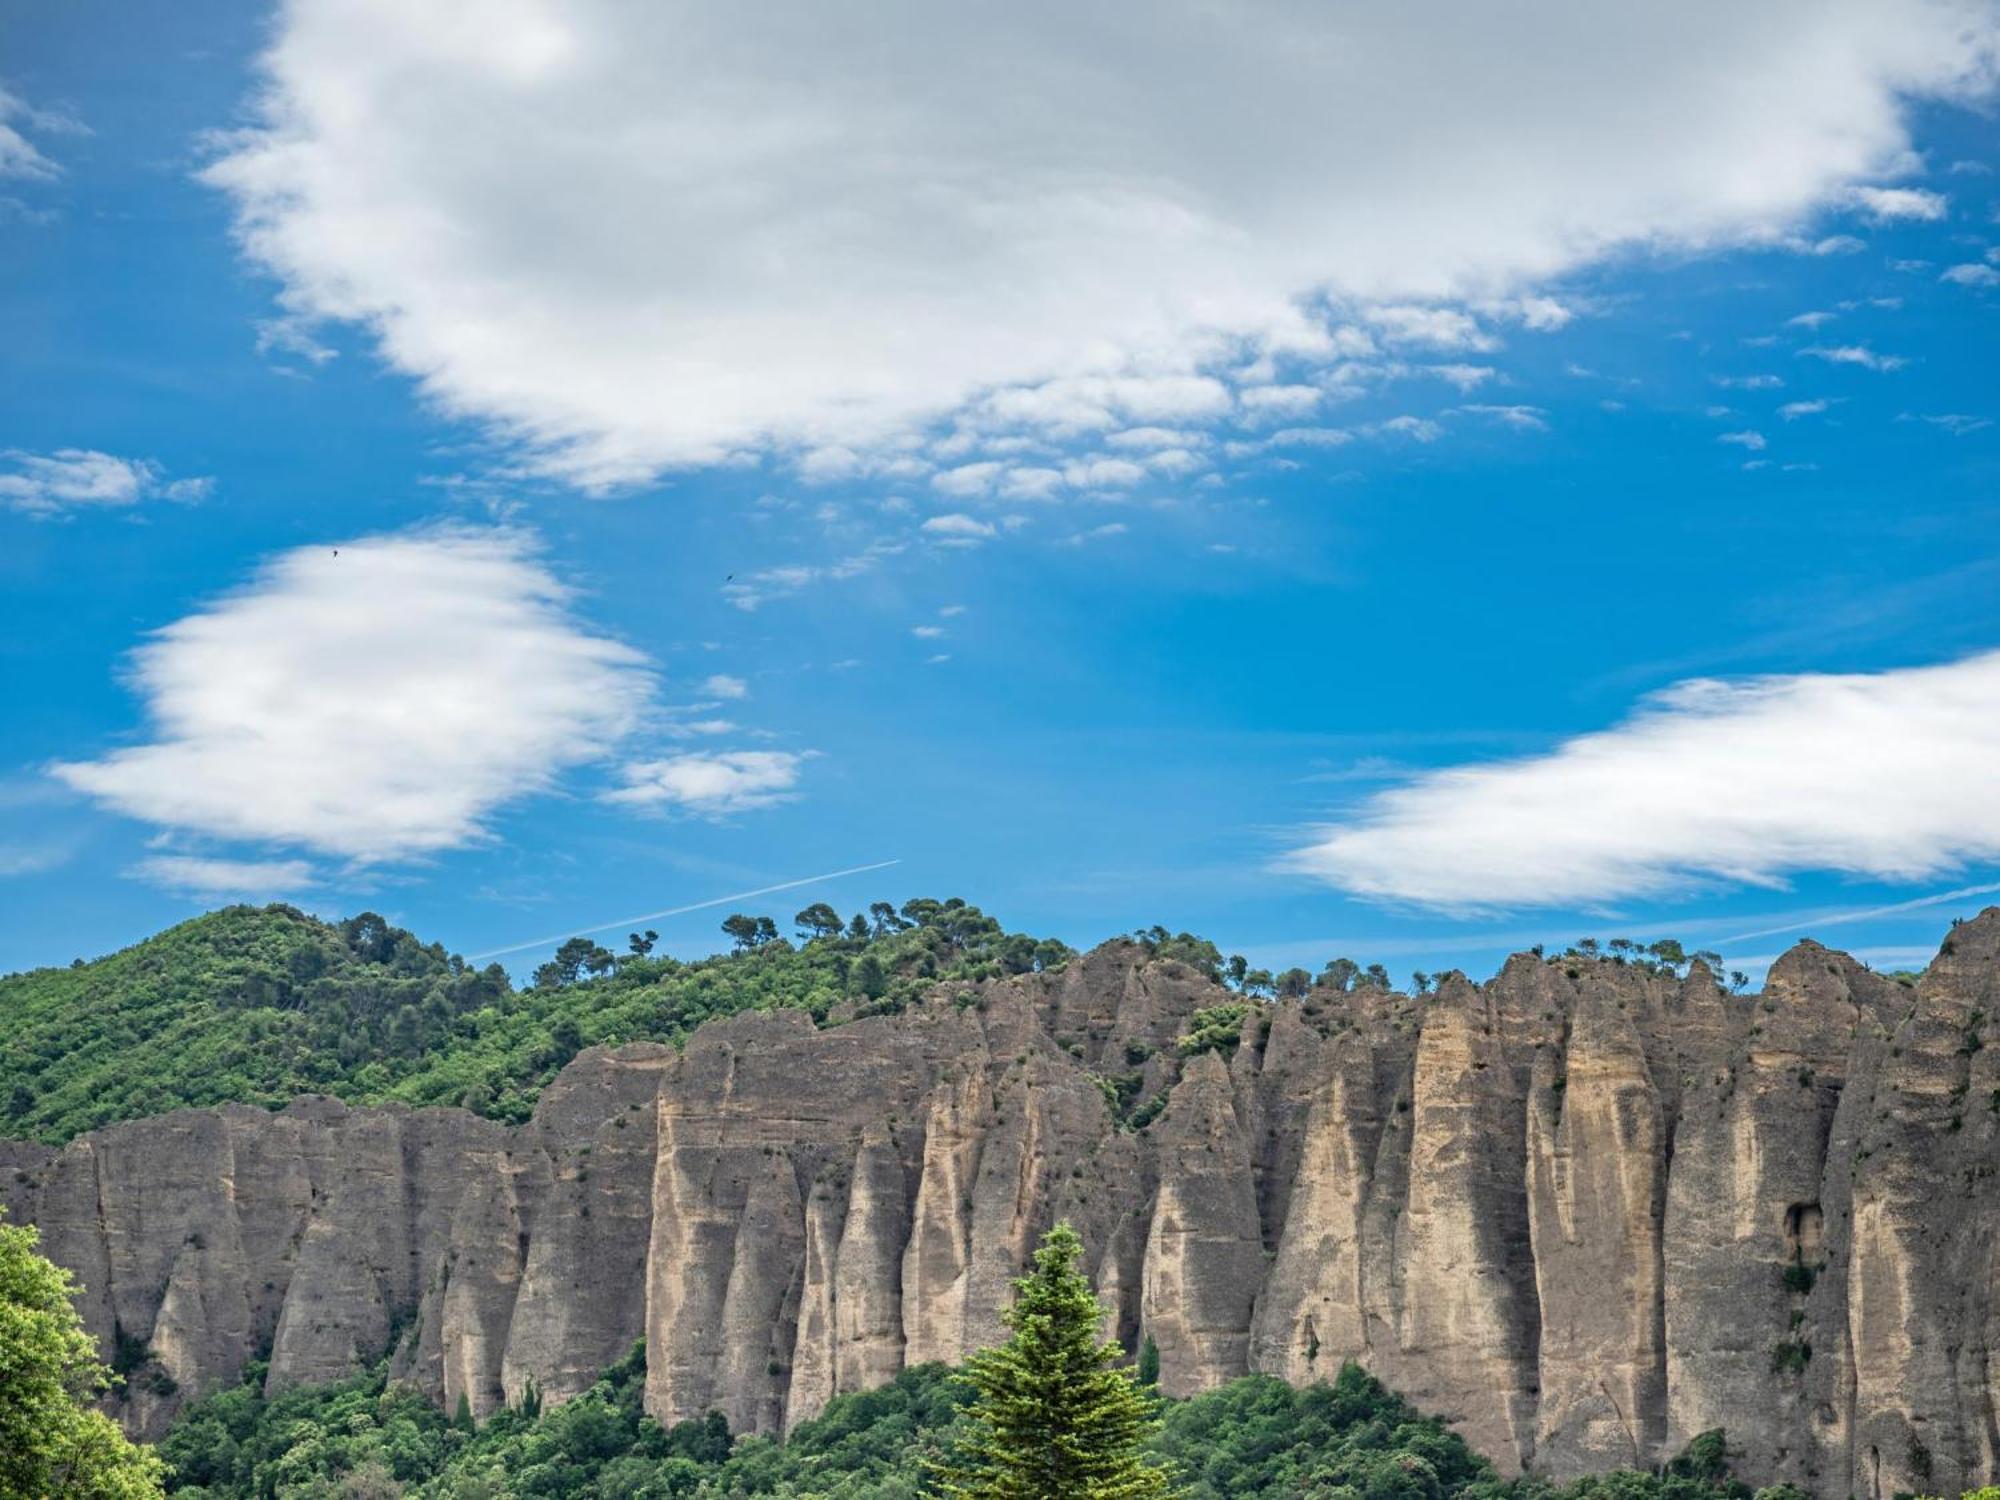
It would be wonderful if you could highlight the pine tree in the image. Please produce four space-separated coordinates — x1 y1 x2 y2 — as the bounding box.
935 1222 1179 1500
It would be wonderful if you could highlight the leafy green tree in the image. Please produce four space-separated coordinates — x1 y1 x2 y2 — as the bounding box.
0 1210 165 1500
1136 1338 1160 1388
721 913 766 952
627 930 658 957
795 903 846 943
852 952 888 1001
935 1222 1178 1499
1275 968 1312 1000
1318 957 1359 992
1177 1004 1252 1058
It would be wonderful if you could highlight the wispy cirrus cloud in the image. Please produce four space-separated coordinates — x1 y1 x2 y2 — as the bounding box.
131 854 318 899
0 87 82 182
0 449 213 517
1286 651 2000 910
1801 344 1909 372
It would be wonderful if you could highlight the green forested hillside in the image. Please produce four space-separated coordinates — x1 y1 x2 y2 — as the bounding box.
155 1344 1791 1500
0 898 1067 1143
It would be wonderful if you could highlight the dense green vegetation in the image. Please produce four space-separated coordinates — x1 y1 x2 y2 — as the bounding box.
154 1345 1823 1500
0 1208 165 1499
0 898 1068 1143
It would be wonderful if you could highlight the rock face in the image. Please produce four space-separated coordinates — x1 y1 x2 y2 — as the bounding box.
10 917 2000 1496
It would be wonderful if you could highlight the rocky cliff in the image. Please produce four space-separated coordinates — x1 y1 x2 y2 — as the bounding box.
10 914 2000 1497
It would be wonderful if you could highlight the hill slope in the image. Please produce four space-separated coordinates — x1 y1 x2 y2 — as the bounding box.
0 898 1066 1142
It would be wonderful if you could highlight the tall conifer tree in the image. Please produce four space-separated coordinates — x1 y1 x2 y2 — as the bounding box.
936 1221 1178 1499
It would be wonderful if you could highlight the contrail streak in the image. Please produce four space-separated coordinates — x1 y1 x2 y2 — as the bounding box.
1714 880 2000 947
466 859 902 960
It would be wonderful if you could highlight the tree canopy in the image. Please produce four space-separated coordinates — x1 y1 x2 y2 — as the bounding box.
0 1209 165 1500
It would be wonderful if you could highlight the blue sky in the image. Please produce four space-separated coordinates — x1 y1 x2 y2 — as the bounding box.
4 1 1999 986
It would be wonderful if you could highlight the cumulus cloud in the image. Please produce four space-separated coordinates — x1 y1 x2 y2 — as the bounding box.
203 1 2000 487
701 673 748 699
923 513 999 545
1850 184 1950 220
1718 430 1768 450
1285 651 2000 910
1779 399 1833 420
53 528 653 861
604 750 806 815
1 449 213 516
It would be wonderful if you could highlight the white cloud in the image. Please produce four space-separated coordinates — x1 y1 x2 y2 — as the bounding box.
701 673 748 699
1787 310 1836 328
933 462 1004 498
722 539 905 609
661 718 737 738
1779 398 1833 420
1923 413 1992 434
1712 373 1784 389
0 88 75 182
203 1 2000 487
1801 344 1909 371
1286 651 2000 910
1462 403 1549 431
1237 383 1323 417
1942 261 2000 286
1060 521 1130 546
1717 429 1767 449
911 624 945 639
1105 426 1203 450
53 527 653 861
1263 427 1353 449
132 855 317 899
604 750 805 814
1428 363 1496 392
1850 184 1949 220
922 513 999 545
1365 305 1498 352
1062 456 1148 490
0 449 214 516
1374 415 1443 443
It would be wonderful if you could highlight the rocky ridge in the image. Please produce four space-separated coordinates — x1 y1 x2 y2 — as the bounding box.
9 914 2000 1498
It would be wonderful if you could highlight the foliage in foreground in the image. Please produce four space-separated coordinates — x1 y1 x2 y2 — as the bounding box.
0 1208 165 1500
0 898 1065 1143
152 1344 1823 1500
